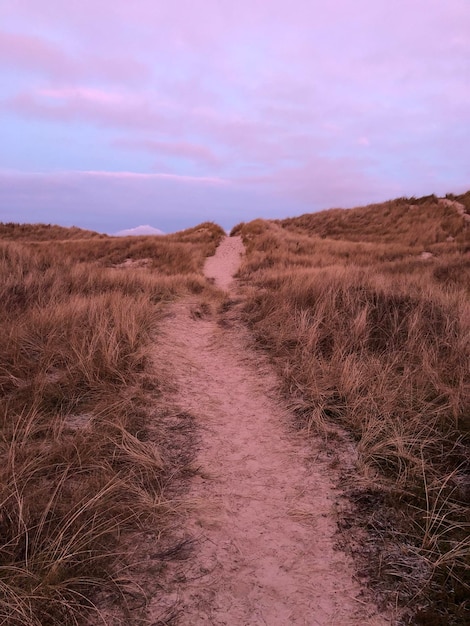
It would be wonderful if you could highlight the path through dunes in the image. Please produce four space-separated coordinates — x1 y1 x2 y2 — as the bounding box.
151 237 387 625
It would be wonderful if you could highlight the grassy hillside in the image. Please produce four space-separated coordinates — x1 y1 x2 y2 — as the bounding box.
277 193 470 247
233 194 470 624
0 222 225 625
0 222 106 241
4 199 469 623
26 222 224 273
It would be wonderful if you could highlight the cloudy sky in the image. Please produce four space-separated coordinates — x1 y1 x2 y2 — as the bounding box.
1 0 469 233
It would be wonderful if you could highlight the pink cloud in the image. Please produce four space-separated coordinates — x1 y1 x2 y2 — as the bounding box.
0 31 71 77
0 30 150 83
113 138 223 167
3 85 292 169
81 169 228 187
230 151 403 207
38 87 136 106
2 88 171 131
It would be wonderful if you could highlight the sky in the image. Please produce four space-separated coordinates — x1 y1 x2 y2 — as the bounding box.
1 0 469 234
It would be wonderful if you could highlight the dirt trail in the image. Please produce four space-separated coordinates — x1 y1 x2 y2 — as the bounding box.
152 237 387 625
204 235 245 290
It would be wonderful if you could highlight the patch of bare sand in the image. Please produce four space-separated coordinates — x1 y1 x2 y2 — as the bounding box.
148 237 389 625
203 235 244 290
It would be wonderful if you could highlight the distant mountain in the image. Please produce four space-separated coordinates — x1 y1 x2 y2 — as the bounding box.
115 225 165 236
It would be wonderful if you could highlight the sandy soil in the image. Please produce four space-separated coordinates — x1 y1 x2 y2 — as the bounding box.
151 237 388 625
203 235 245 290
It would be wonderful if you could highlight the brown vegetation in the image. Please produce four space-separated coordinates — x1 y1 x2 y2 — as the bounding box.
0 222 106 241
275 193 470 247
0 221 225 625
3 195 469 624
233 194 470 624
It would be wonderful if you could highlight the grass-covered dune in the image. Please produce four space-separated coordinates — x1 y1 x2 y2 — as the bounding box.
0 222 107 241
0 221 225 625
233 193 470 624
3 192 469 624
276 192 470 247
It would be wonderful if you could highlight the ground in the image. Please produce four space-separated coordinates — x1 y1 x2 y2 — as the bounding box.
148 237 390 625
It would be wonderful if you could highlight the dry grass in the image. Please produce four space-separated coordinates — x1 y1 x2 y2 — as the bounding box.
25 221 224 273
233 195 470 623
0 221 225 625
275 193 470 248
0 222 106 241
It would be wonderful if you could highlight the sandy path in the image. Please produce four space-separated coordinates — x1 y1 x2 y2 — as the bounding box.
203 235 245 290
152 237 387 625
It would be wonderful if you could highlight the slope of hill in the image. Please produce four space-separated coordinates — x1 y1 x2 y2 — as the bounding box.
277 193 470 247
0 222 106 241
233 192 470 624
0 222 225 625
3 198 469 624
